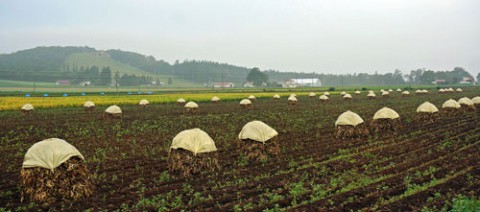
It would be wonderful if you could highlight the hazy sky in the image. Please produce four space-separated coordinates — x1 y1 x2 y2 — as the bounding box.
0 0 479 75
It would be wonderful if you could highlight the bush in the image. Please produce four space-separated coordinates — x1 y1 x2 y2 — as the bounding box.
361 87 368 91
328 87 335 91
450 195 480 211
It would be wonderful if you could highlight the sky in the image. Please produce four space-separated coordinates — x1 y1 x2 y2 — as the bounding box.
0 0 479 76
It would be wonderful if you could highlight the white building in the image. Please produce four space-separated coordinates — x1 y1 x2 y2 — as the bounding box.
282 78 322 88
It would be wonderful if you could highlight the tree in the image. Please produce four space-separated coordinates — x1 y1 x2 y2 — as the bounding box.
99 67 112 86
477 73 480 85
246 67 268 86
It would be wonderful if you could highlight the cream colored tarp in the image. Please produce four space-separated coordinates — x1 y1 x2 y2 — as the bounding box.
381 91 390 96
323 92 330 96
355 91 361 94
422 89 428 93
402 91 410 95
319 95 329 100
396 88 402 92
343 94 352 99
22 138 84 170
456 88 463 92
248 95 256 100
211 96 220 102
177 98 186 103
340 91 347 96
309 92 316 97
416 102 438 113
367 92 376 97
273 94 280 99
368 90 374 93
447 88 454 92
415 90 421 93
438 89 445 93
83 101 95 108
380 89 385 92
240 99 252 105
139 99 149 105
335 111 364 126
388 89 393 92
288 96 298 101
21 103 34 111
185 101 199 108
238 121 278 143
442 99 461 109
105 105 122 114
458 97 473 106
472 97 480 104
170 128 217 155
373 107 400 120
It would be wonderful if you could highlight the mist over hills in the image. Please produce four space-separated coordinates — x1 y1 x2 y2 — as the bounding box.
0 46 475 87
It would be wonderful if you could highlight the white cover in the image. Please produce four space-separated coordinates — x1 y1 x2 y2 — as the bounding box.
177 98 186 103
422 89 428 93
83 101 95 108
388 89 393 92
367 92 376 97
442 99 461 109
415 90 421 93
373 107 400 120
170 128 217 155
238 121 278 143
288 96 298 101
323 92 330 96
355 91 361 94
396 89 402 92
402 91 410 95
105 105 122 114
380 89 385 92
368 90 374 93
381 91 390 96
458 97 473 106
273 94 280 99
22 138 84 170
21 103 34 111
211 96 220 102
248 95 256 100
309 92 316 97
185 101 199 108
472 97 480 104
139 99 149 105
416 102 439 113
340 91 347 96
240 99 252 105
335 111 364 126
343 94 352 99
456 88 463 92
319 95 329 100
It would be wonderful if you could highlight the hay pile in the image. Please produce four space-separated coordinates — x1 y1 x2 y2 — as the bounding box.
323 92 330 96
308 92 316 98
139 99 149 108
167 129 219 177
211 96 220 103
21 103 34 115
415 102 439 123
288 96 298 107
458 97 475 111
340 91 347 96
176 98 186 106
472 97 480 109
319 95 329 103
83 101 95 111
371 107 401 135
456 88 463 92
381 91 390 97
240 99 252 109
438 89 446 93
20 138 94 204
273 94 280 100
185 101 199 114
103 105 122 119
402 91 410 96
442 99 461 115
355 90 361 95
343 94 352 101
248 95 256 101
367 92 376 99
238 121 279 161
335 111 369 139
396 88 402 92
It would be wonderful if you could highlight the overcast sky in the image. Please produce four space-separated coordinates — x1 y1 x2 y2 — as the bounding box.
0 0 479 75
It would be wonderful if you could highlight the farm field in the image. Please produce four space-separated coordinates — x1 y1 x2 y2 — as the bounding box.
0 89 479 211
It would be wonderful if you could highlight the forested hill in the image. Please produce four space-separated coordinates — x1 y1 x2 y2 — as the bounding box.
0 46 475 87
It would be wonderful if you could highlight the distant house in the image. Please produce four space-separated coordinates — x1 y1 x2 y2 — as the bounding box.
243 81 255 88
282 78 321 88
213 82 235 88
432 79 446 85
79 81 91 86
460 77 474 84
56 80 70 85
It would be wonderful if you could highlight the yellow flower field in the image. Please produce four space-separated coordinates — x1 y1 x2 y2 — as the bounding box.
0 92 322 111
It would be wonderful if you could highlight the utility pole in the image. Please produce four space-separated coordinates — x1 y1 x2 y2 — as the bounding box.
221 70 224 90
115 71 119 95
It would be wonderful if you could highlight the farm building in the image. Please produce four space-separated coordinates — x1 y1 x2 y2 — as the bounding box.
281 78 322 88
213 82 235 88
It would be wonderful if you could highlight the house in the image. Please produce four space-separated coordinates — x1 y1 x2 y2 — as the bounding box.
243 81 254 88
213 82 235 88
282 78 322 88
432 79 446 85
460 77 474 84
79 81 91 86
55 80 70 85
